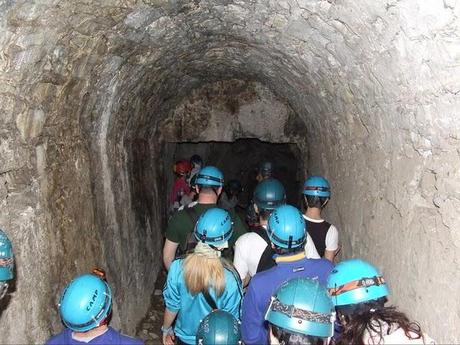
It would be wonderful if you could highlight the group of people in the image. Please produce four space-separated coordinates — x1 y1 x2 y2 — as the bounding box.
0 156 435 345
161 158 435 345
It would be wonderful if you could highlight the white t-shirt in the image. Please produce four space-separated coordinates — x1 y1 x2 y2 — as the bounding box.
362 322 435 344
303 215 339 252
233 227 320 279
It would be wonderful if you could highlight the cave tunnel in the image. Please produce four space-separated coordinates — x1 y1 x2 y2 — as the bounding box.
0 0 459 343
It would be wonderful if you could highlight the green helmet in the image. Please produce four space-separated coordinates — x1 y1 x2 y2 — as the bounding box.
253 178 286 210
196 310 242 345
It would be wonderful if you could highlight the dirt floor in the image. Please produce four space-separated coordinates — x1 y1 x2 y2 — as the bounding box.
136 269 167 345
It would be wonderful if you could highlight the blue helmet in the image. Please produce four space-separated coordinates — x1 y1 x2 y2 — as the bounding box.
0 229 14 282
196 166 224 187
258 161 274 178
59 274 112 332
303 176 331 198
254 179 286 210
265 278 335 338
194 208 233 246
267 205 306 249
327 259 389 307
196 310 242 345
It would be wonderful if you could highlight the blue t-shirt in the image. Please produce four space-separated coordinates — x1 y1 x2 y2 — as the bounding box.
241 253 334 345
46 326 143 345
163 258 242 344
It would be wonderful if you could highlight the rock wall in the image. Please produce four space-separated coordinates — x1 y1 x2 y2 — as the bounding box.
0 0 458 343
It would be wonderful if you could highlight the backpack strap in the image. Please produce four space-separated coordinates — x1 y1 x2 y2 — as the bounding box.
256 244 276 273
177 206 200 254
253 226 276 273
202 289 218 311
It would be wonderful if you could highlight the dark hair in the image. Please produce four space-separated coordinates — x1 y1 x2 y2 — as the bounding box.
304 195 328 209
337 298 423 345
257 208 273 221
272 243 305 255
271 324 325 345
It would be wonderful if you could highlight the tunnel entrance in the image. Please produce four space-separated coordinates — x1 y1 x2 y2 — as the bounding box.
165 138 303 207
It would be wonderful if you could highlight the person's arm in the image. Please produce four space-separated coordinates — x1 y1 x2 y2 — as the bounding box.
163 239 179 270
324 225 339 262
163 214 184 270
162 308 177 345
241 280 268 345
162 261 181 344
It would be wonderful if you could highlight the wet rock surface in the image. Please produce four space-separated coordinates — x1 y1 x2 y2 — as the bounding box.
0 0 459 343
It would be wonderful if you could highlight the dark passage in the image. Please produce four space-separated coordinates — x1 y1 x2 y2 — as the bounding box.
166 139 302 207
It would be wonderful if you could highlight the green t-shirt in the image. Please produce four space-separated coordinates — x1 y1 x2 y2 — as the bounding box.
165 203 248 250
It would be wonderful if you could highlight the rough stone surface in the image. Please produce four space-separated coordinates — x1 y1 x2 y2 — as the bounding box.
0 0 458 343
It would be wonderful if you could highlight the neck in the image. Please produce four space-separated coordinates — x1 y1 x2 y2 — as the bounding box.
259 218 268 226
73 324 108 338
198 195 218 204
305 207 322 219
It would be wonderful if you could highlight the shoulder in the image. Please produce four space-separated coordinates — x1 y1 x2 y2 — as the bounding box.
108 327 144 345
45 330 69 345
235 232 261 245
169 258 184 272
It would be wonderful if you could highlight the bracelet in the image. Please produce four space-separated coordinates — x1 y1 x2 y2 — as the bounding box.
161 325 173 334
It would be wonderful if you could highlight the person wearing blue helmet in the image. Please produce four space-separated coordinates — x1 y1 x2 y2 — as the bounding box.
327 259 434 345
0 229 14 301
196 310 243 345
265 278 336 345
164 166 247 270
246 161 275 228
241 205 334 345
234 180 320 286
162 208 242 345
302 176 339 261
46 273 143 345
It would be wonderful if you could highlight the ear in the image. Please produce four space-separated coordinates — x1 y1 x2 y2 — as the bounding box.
254 204 259 214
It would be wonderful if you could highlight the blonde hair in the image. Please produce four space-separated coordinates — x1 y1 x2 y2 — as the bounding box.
183 253 226 296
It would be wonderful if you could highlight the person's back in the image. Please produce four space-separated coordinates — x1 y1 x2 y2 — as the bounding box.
164 257 242 344
234 178 286 283
46 273 143 345
242 256 333 345
241 205 334 345
169 160 192 212
163 166 247 270
162 208 243 345
46 327 143 345
302 176 339 261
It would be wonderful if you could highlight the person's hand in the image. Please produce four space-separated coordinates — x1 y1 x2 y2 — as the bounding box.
162 331 175 345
